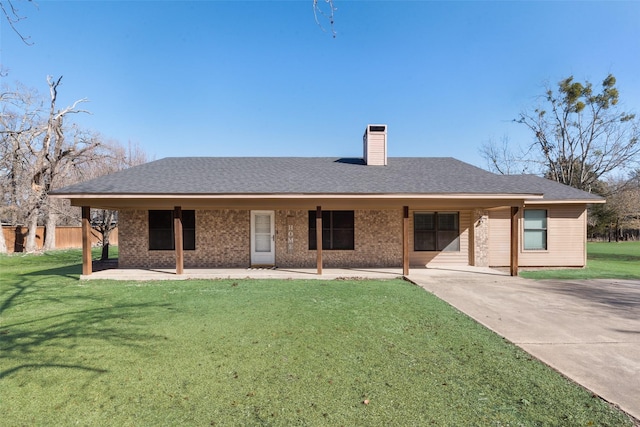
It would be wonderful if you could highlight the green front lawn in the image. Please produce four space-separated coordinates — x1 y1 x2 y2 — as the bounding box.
522 241 640 280
0 250 633 425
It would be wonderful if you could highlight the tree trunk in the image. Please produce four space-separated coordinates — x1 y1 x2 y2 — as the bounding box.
43 212 57 251
0 225 7 254
101 229 111 260
25 210 39 252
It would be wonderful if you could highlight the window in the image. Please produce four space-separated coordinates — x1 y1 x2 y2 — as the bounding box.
414 212 459 251
149 210 196 250
523 209 547 250
309 210 354 250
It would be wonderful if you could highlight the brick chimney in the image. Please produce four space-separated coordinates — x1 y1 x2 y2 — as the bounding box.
363 124 387 166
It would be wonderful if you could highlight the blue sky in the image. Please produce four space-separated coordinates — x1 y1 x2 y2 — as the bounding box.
1 1 639 168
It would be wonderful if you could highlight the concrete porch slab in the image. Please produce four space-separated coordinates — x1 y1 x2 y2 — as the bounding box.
81 264 507 281
82 266 405 281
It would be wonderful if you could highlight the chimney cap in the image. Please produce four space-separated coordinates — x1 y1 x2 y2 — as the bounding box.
367 124 387 133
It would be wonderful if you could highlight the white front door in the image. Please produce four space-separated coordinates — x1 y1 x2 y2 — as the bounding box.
251 210 275 266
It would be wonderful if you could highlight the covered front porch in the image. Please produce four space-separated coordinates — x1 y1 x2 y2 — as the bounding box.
75 196 532 279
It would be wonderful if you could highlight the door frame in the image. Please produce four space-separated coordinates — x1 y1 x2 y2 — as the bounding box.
250 210 275 266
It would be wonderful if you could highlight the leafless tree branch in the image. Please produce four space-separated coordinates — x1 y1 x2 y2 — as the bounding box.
0 0 35 45
313 0 337 38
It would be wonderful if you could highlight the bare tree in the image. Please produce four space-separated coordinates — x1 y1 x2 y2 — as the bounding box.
590 171 640 241
23 76 100 251
1 77 151 256
41 126 103 251
0 76 102 252
611 187 640 240
479 135 534 175
87 140 149 260
482 75 640 192
0 83 40 253
0 83 40 228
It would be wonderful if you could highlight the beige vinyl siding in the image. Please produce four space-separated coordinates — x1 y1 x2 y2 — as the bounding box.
410 210 471 267
488 205 587 268
366 133 386 165
521 205 587 267
364 131 387 165
488 208 511 267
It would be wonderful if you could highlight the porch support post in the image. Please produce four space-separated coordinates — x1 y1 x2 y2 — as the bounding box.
402 206 409 276
510 206 519 277
81 206 92 276
316 206 322 275
174 206 184 275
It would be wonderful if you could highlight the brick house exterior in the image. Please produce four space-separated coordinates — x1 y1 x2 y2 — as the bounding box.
119 209 403 269
51 125 603 276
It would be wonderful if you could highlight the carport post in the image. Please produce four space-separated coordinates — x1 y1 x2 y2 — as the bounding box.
174 206 184 275
510 206 519 276
403 206 409 275
316 206 323 275
81 206 92 276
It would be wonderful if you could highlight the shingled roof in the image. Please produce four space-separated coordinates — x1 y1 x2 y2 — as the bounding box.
52 156 602 202
499 174 603 202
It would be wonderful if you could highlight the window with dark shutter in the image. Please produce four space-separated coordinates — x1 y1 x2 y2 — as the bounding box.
308 210 354 250
149 210 196 250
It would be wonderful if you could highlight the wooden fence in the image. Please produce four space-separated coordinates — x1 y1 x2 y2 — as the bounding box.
2 226 118 253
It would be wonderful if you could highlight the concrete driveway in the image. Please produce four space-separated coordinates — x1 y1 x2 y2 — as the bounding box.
407 269 640 422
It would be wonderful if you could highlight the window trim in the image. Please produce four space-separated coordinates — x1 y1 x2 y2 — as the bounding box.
308 210 355 251
148 210 196 251
413 211 460 252
523 209 548 251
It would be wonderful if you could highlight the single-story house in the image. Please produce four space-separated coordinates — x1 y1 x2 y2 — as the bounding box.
51 125 604 277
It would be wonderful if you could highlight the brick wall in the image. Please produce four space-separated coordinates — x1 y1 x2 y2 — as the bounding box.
191 210 250 267
119 208 403 269
275 209 403 268
119 210 152 268
119 209 250 268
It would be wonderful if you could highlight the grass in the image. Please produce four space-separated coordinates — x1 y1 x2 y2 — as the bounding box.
1 250 633 426
521 241 640 280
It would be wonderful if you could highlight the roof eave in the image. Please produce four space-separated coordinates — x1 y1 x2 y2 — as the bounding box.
525 198 606 205
51 192 545 200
